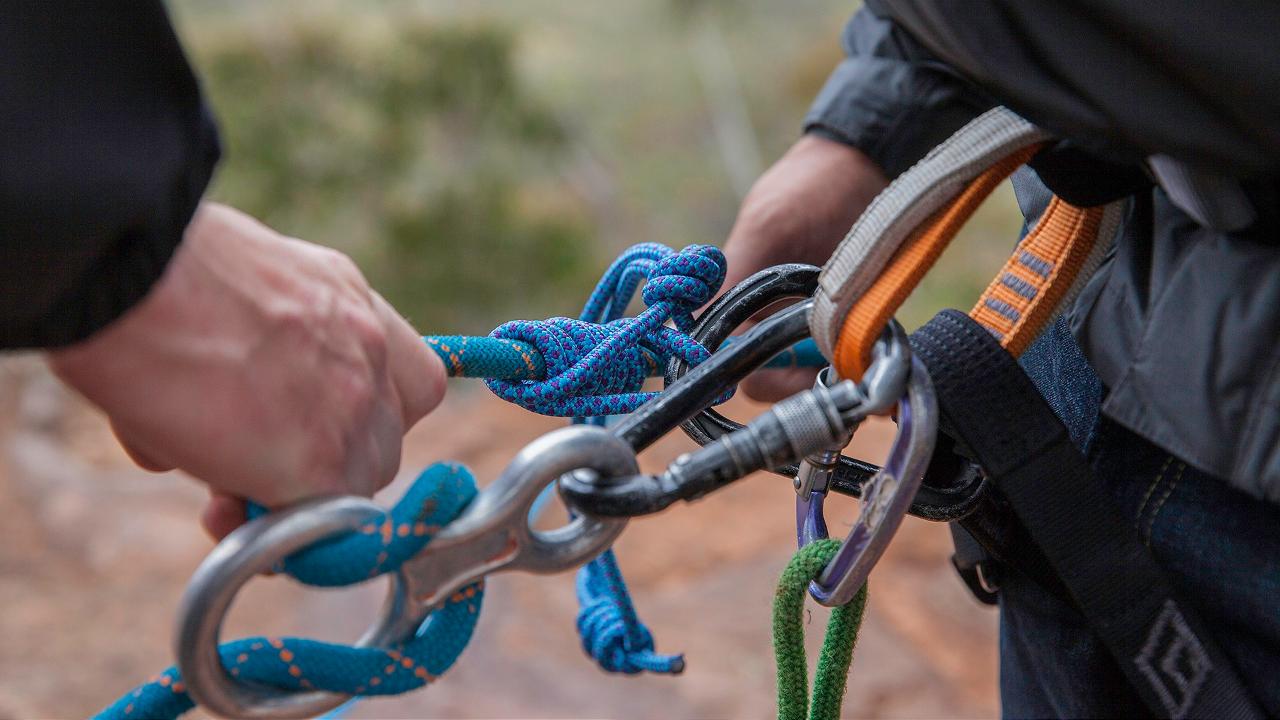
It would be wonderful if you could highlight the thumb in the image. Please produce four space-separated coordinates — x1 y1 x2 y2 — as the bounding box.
372 291 448 428
110 419 176 473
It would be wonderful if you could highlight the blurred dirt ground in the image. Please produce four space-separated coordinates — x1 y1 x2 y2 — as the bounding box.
0 359 998 719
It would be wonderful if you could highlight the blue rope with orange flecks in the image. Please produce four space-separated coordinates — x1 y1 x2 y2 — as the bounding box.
94 464 483 720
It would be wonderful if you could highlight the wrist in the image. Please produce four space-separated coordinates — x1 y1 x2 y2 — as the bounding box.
723 135 888 285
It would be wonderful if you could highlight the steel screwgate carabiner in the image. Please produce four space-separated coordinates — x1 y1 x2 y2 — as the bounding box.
559 322 912 518
655 263 982 521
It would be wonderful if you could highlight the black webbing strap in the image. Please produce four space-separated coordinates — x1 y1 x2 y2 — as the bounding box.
910 309 1261 720
948 522 1000 605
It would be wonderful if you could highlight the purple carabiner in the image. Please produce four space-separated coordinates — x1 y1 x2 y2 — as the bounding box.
796 355 937 606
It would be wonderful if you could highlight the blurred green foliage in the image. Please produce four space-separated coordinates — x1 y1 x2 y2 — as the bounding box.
174 1 1024 336
186 13 594 332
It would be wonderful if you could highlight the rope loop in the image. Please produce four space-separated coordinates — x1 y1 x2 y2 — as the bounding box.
95 464 484 720
774 539 868 720
640 244 727 330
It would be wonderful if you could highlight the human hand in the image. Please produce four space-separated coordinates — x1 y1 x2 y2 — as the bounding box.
721 134 888 401
48 203 447 539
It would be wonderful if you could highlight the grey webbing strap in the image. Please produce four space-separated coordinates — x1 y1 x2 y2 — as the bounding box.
811 107 1050 359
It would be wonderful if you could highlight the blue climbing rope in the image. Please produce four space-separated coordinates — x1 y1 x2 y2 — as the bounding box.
575 546 684 674
465 243 702 675
425 334 825 380
482 243 732 417
99 242 790 717
553 244 703 675
95 464 483 720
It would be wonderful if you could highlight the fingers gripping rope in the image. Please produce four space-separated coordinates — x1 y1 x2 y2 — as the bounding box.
100 243 714 719
485 244 731 417
95 464 484 720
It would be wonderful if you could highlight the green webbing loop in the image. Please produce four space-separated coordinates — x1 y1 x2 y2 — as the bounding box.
773 539 868 720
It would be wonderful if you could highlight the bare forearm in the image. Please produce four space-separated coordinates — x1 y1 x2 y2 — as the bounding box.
723 134 888 289
720 135 887 401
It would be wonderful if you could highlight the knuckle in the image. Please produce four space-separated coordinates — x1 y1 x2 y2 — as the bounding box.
339 301 390 371
262 300 317 350
302 402 401 498
317 247 368 287
300 449 349 497
353 306 389 357
298 418 355 491
332 361 379 419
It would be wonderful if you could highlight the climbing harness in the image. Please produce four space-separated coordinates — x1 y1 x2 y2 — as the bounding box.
809 106 1122 378
911 310 1262 720
97 104 1263 720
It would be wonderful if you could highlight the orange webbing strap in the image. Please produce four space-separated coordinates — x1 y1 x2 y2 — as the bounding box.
832 145 1106 379
968 197 1105 357
832 146 1038 378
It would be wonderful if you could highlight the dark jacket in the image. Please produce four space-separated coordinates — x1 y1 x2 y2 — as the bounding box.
807 2 1280 501
0 1 220 348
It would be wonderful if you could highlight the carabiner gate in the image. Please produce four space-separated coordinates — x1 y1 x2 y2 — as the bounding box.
796 334 937 607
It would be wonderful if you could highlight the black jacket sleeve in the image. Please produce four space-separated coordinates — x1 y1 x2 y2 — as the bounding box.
869 0 1280 178
0 1 220 349
803 6 994 179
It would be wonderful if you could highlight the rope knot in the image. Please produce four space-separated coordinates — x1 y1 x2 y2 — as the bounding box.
641 244 727 326
575 550 684 675
484 243 731 418
487 317 657 416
